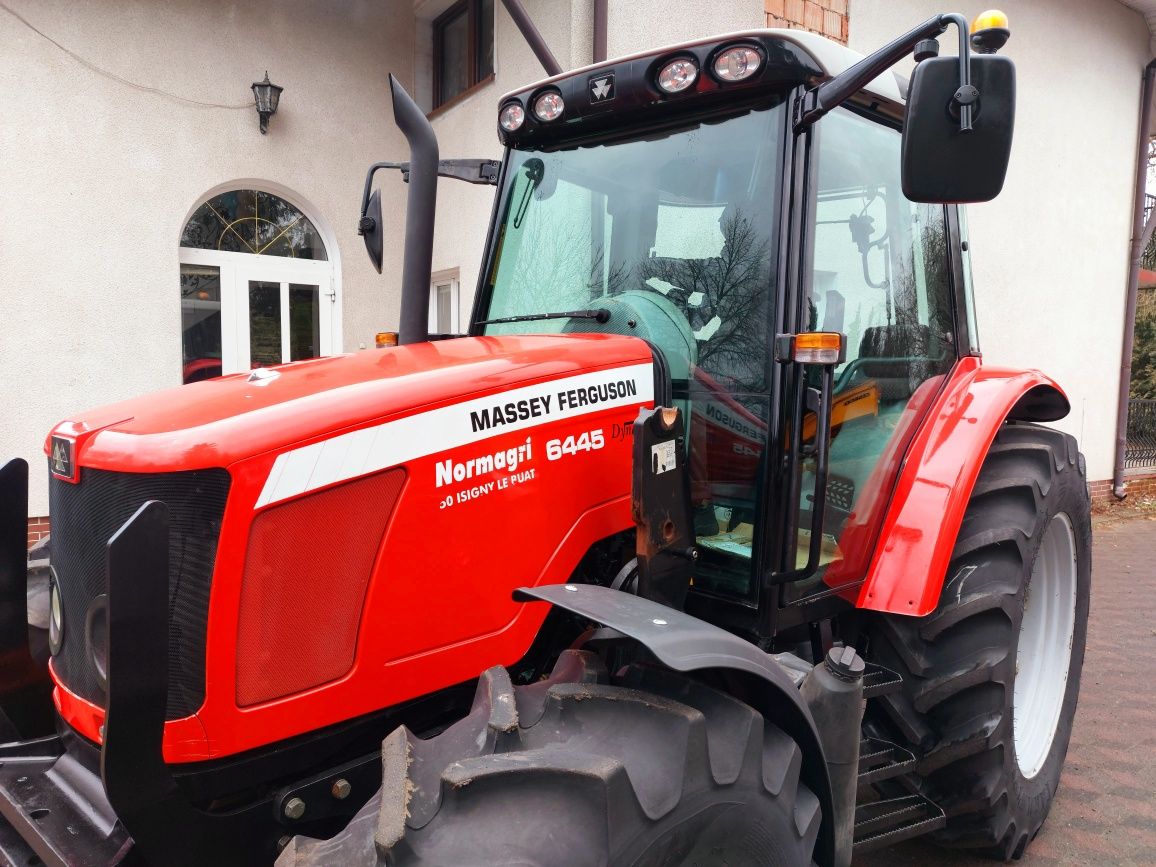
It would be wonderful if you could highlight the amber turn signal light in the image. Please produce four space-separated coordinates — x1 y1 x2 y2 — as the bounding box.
774 332 846 366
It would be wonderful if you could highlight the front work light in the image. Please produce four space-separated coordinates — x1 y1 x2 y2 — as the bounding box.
657 58 698 93
533 91 565 122
499 102 525 131
713 45 762 82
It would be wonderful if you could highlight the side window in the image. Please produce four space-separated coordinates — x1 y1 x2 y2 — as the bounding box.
433 0 495 109
429 270 461 335
793 108 956 595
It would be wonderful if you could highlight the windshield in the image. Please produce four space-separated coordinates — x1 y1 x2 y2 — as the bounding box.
479 104 786 393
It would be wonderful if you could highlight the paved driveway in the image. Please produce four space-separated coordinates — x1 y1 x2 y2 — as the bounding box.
855 517 1156 866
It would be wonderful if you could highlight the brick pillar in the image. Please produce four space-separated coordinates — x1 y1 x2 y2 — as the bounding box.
27 517 50 548
766 0 848 45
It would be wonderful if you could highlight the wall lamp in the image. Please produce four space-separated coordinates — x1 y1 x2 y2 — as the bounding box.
251 72 283 134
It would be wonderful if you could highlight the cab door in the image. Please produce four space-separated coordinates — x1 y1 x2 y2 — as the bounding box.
780 105 959 604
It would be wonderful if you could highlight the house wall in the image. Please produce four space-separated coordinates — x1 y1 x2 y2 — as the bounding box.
850 0 1152 482
0 0 415 516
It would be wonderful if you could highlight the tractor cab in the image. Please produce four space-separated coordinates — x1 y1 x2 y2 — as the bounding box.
464 25 1009 639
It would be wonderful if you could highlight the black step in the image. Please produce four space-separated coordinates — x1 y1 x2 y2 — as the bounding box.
852 793 946 853
857 737 916 786
0 749 130 867
862 662 902 699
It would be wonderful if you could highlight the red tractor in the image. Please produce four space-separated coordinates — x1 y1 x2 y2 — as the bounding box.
0 10 1089 866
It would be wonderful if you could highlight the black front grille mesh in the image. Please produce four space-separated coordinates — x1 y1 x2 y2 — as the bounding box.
49 465 230 719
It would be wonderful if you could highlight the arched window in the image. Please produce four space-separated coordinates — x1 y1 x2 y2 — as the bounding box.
181 190 328 260
179 187 338 383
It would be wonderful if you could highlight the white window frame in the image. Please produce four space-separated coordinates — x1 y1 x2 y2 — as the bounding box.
178 248 337 374
429 268 461 335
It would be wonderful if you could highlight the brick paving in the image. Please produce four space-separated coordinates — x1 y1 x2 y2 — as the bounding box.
855 517 1156 866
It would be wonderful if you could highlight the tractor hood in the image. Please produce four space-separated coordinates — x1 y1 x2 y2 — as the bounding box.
47 334 655 475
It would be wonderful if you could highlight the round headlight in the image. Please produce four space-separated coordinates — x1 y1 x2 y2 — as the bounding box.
533 90 565 122
499 102 525 132
713 45 762 82
657 58 698 94
48 569 63 656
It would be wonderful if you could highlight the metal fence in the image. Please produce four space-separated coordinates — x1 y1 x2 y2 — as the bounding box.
1126 399 1156 468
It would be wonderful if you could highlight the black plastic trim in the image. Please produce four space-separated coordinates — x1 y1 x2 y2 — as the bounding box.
0 459 54 739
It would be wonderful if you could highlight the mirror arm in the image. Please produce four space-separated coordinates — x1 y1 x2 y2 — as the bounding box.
359 159 501 235
358 162 405 228
795 12 972 131
419 159 502 186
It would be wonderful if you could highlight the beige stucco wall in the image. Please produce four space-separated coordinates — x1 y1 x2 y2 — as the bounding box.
850 0 1151 481
427 0 765 321
0 0 414 514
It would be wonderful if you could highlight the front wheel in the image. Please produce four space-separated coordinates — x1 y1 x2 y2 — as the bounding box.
865 422 1091 859
279 651 822 867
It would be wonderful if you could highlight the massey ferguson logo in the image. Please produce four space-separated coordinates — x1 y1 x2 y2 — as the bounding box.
50 436 75 481
589 73 614 103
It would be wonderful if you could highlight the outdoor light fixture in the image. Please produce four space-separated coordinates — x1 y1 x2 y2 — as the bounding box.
533 90 564 122
657 58 698 93
251 71 283 134
500 102 526 131
713 45 762 82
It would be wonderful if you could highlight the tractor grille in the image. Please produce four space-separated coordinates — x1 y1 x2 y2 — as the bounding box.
48 465 230 720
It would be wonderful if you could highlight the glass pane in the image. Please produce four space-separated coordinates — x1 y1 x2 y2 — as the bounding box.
249 281 282 367
689 392 769 598
180 190 327 260
792 107 956 598
484 105 784 393
437 7 469 105
477 0 494 80
180 264 222 383
435 283 453 333
289 284 321 361
482 103 788 602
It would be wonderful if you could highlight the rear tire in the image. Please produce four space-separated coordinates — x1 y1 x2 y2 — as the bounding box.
279 651 822 867
864 422 1091 859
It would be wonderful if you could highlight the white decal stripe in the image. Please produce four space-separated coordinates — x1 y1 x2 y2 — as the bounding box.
255 363 654 509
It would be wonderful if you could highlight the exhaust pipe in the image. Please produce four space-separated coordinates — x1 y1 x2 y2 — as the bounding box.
389 75 438 345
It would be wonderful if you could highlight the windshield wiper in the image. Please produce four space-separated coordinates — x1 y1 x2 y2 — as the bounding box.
476 308 611 326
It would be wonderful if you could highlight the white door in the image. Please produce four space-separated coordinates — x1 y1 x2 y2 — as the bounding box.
179 249 336 377
234 259 335 369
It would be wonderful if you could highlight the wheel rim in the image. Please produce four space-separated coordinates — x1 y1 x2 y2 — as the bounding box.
1013 512 1078 779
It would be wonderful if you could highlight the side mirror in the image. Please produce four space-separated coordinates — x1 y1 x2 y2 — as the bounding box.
359 188 384 274
902 54 1015 203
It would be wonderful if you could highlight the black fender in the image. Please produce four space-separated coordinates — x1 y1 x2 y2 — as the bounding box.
515 583 835 867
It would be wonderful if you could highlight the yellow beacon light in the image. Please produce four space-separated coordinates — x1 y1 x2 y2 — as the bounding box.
971 9 1009 34
970 9 1010 54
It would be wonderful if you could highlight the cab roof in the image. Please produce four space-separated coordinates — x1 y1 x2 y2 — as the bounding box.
496 29 905 151
500 29 906 106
